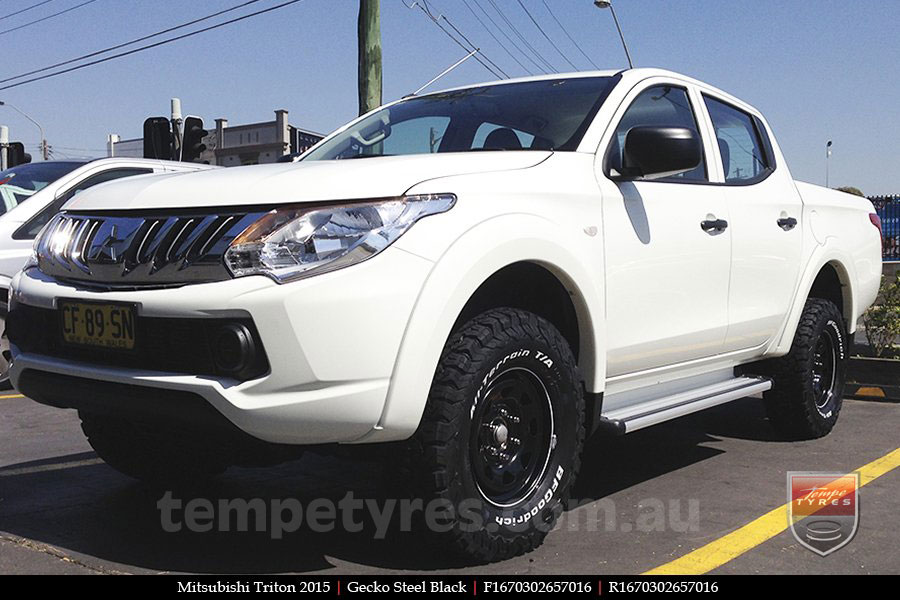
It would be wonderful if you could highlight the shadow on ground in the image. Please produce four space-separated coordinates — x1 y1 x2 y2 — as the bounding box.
0 397 776 573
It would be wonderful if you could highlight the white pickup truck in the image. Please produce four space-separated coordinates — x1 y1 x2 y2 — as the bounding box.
7 69 882 561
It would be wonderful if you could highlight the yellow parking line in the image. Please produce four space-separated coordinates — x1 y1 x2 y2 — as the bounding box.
644 447 900 575
0 393 23 399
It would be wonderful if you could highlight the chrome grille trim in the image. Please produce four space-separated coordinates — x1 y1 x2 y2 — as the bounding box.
36 210 266 288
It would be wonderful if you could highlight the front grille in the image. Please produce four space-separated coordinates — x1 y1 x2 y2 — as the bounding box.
35 209 267 288
7 303 269 381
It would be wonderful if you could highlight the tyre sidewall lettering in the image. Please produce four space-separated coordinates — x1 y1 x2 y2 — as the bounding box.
809 316 846 422
461 341 577 535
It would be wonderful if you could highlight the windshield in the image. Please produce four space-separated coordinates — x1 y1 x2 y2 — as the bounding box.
303 76 617 161
0 161 84 214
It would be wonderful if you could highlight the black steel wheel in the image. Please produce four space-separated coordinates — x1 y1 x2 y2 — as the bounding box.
811 325 838 416
470 367 554 507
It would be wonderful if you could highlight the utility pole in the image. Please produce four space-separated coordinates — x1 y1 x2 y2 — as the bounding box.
0 126 8 170
826 140 832 187
358 0 382 116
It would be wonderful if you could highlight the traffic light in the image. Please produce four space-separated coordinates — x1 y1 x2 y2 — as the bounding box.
7 142 30 167
181 116 207 162
143 116 173 160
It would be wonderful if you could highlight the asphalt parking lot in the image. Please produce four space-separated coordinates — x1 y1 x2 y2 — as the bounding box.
0 392 897 575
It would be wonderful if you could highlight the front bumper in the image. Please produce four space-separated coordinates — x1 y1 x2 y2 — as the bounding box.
9 246 433 445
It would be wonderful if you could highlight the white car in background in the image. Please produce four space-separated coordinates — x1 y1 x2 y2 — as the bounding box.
0 158 215 385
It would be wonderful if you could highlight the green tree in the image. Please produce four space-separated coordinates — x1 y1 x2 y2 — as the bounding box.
836 186 865 197
863 275 900 357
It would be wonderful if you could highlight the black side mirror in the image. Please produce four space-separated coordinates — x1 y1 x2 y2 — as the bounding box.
616 126 702 180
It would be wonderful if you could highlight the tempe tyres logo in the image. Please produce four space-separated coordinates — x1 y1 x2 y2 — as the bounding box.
787 472 859 556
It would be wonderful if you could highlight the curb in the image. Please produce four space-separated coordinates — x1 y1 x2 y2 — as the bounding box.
846 383 900 403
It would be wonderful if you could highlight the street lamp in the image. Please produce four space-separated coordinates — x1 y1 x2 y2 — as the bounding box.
826 140 832 187
0 100 47 160
594 0 634 69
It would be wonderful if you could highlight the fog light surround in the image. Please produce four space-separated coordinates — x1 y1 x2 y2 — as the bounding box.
212 323 256 378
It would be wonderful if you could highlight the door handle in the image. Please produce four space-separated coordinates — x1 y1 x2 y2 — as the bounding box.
777 217 798 231
700 219 728 233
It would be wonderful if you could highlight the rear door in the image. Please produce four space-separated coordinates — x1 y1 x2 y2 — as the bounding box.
699 94 803 351
596 79 731 377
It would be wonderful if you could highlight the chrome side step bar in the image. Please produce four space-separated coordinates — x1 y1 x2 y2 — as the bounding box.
601 376 772 434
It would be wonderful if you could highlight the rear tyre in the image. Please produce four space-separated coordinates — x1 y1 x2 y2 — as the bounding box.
80 411 227 485
763 298 847 439
408 308 584 563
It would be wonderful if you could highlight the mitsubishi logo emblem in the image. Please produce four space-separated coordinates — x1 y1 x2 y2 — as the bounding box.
97 225 121 262
88 219 142 264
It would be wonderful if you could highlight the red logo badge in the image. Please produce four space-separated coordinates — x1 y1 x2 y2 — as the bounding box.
787 472 859 556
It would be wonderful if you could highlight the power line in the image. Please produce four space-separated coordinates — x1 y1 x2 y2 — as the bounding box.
539 0 599 70
435 7 509 78
419 0 508 78
404 1 505 80
0 0 262 85
485 0 556 73
470 0 546 74
460 0 533 76
0 0 97 37
514 0 576 71
0 0 55 22
0 0 302 92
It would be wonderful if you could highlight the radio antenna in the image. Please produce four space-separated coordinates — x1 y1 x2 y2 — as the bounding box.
410 49 479 97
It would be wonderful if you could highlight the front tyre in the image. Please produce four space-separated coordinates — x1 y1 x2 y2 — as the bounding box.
763 298 848 439
410 308 584 562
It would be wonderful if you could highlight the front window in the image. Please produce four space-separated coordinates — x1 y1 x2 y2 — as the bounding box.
608 85 707 182
0 161 84 214
302 77 617 161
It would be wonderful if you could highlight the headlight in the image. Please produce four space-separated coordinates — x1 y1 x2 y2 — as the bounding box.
224 194 455 283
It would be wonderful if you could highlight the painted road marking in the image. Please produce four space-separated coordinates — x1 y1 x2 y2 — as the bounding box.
0 393 23 399
0 457 104 477
644 447 900 575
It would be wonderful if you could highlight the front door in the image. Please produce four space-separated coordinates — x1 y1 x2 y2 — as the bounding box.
598 82 731 377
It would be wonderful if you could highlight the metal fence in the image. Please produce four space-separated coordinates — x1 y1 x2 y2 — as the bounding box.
870 195 900 261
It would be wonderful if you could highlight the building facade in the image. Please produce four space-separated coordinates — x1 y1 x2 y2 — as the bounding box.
108 109 323 166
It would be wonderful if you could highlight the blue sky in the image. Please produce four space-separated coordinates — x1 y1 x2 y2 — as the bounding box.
0 0 897 194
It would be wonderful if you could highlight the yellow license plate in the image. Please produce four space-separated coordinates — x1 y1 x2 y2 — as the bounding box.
59 301 136 350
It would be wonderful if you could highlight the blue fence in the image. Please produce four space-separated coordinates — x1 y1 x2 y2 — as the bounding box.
871 195 900 261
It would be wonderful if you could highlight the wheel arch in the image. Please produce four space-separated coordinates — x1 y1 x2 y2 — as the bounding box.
357 215 605 443
771 250 858 355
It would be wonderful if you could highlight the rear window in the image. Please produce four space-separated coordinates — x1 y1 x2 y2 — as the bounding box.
703 96 771 183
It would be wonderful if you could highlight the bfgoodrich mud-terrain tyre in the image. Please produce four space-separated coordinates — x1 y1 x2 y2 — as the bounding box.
763 298 848 439
408 307 585 563
80 411 227 485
